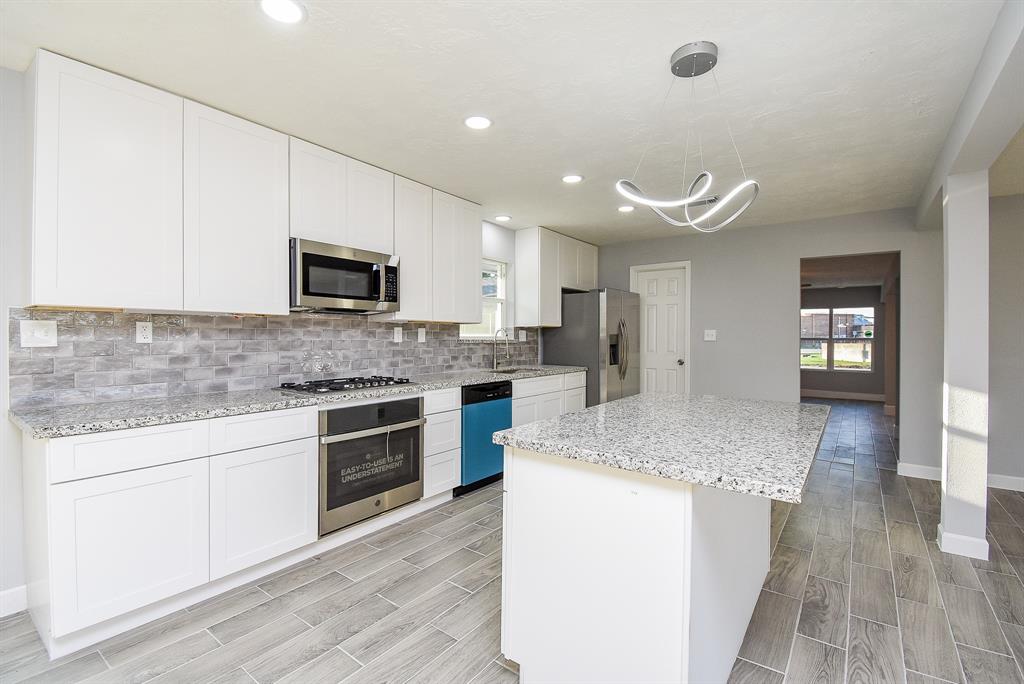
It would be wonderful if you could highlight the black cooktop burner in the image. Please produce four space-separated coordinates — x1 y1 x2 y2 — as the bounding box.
280 375 413 394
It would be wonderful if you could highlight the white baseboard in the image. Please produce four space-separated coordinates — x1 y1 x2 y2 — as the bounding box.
897 462 941 481
938 524 990 560
0 584 27 617
989 473 1024 492
799 389 885 402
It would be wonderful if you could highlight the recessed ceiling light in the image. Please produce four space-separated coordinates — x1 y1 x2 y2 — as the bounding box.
259 0 305 23
464 116 492 130
562 174 584 184
618 205 635 213
494 215 511 222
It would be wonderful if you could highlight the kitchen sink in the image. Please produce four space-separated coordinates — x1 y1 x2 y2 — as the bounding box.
492 368 526 374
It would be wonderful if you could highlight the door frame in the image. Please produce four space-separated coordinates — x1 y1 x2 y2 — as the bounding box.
629 261 692 396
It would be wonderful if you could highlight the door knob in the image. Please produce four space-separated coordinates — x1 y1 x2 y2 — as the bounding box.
677 359 685 366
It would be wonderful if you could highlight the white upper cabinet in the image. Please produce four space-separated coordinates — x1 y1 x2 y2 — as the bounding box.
516 227 561 327
29 50 184 310
557 234 598 292
346 158 395 255
183 101 289 315
289 137 347 245
432 190 482 323
392 176 434 321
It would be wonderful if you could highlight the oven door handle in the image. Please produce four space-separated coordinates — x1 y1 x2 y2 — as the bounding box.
320 417 426 445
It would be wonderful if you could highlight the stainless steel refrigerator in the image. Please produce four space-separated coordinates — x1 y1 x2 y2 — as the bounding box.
542 288 640 407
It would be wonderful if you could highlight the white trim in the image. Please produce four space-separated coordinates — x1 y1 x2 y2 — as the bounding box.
800 389 885 402
989 473 1024 492
629 261 692 396
883 404 896 416
938 523 990 560
897 461 941 481
0 584 27 617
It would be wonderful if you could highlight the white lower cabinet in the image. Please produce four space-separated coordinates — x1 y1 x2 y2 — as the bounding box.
209 437 318 580
512 392 562 427
49 458 210 636
424 448 462 498
564 386 586 413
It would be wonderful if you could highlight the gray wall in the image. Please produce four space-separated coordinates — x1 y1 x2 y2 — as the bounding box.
598 208 946 474
989 194 1024 481
800 286 886 397
1 67 27 604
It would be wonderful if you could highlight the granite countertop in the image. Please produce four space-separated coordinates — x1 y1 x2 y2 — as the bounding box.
493 393 829 503
10 365 586 439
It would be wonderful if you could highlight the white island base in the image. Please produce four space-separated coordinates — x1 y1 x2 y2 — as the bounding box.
501 447 771 684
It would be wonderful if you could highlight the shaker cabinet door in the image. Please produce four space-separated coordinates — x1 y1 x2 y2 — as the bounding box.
289 137 348 245
30 50 184 309
209 438 318 580
49 459 209 636
393 176 433 321
184 101 289 315
346 157 395 255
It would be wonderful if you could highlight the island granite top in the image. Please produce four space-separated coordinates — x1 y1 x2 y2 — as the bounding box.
493 393 829 503
10 365 586 439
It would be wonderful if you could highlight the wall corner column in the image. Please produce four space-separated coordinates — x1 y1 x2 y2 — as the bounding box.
938 170 990 560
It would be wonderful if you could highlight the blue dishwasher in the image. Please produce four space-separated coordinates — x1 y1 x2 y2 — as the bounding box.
459 381 513 490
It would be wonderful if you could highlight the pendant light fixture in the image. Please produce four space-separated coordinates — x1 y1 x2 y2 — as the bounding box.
616 41 759 232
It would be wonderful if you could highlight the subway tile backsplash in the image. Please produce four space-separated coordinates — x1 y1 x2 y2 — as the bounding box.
8 309 539 409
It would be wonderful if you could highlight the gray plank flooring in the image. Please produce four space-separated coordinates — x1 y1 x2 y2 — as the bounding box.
4 400 1024 683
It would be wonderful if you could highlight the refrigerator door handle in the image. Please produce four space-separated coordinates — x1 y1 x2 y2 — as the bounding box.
618 318 627 381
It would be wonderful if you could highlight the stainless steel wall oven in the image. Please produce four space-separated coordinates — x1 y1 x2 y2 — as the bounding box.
318 397 424 536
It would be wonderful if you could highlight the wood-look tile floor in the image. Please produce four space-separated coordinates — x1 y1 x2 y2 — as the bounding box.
2 400 1022 684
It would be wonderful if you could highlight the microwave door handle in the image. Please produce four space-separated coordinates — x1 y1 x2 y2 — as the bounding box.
320 417 426 445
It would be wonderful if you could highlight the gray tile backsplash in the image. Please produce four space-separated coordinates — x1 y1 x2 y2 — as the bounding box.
8 309 539 408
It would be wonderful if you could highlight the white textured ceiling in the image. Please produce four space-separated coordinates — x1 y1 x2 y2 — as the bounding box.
0 1 1004 244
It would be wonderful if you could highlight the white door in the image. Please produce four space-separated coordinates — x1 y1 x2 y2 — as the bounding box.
431 190 460 322
31 50 184 310
456 199 484 323
184 101 289 315
512 396 540 427
637 268 687 394
209 438 318 580
346 158 394 255
423 449 461 498
564 387 586 413
558 234 579 290
539 229 562 326
49 459 209 636
578 242 598 291
289 137 348 244
539 392 564 420
393 176 433 321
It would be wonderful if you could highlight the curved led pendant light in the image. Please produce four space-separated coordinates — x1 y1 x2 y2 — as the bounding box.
615 41 759 233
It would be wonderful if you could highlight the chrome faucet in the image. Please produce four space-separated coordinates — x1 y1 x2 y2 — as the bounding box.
492 328 512 370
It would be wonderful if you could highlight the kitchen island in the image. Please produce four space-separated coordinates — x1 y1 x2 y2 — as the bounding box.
493 393 829 684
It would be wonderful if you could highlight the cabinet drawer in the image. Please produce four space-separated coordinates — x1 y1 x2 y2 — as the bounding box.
563 372 586 390
49 421 210 484
423 388 460 415
564 387 586 413
513 374 564 399
208 407 317 454
425 409 462 456
423 448 461 499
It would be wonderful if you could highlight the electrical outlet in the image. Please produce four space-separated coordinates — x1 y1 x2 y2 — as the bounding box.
704 329 717 342
393 327 403 343
19 320 58 348
136 322 153 344
418 328 426 343
518 330 527 342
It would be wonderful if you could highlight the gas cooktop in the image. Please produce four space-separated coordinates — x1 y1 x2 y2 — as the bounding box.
280 375 413 394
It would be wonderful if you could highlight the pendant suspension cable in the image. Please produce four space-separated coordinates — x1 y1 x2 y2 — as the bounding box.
630 76 677 181
712 68 749 181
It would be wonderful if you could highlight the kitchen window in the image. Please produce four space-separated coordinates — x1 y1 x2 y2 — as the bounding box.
800 306 875 371
460 259 508 339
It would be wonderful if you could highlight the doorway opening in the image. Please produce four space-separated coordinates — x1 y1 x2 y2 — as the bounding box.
799 252 901 443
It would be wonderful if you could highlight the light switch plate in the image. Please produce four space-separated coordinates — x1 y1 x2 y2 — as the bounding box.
136 321 153 344
393 327 403 343
518 330 527 342
704 329 717 341
20 320 58 348
418 328 426 343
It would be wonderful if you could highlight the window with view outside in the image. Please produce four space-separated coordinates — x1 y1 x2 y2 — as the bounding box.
460 259 508 338
800 306 875 371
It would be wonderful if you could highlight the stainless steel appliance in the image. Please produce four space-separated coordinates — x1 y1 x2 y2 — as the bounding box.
317 397 424 536
542 288 640 407
290 238 400 313
281 376 412 394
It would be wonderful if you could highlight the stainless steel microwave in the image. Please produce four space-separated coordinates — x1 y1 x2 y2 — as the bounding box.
289 238 400 313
